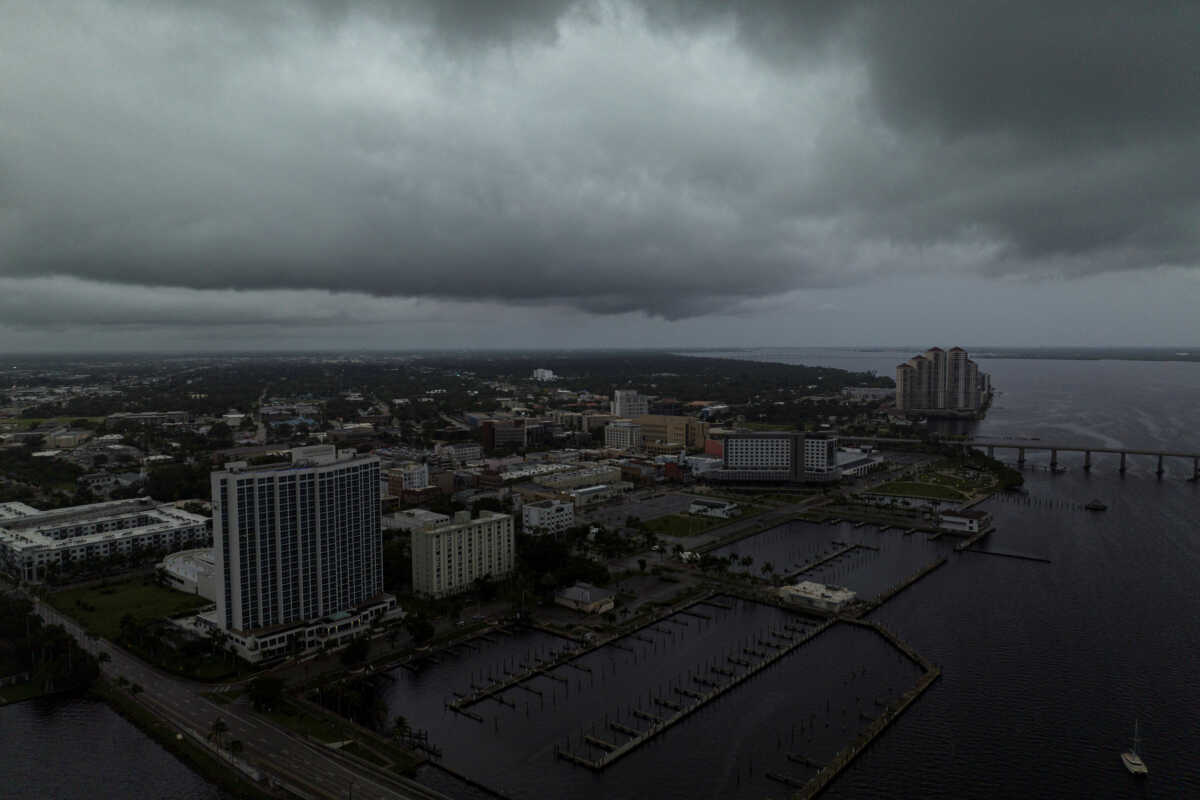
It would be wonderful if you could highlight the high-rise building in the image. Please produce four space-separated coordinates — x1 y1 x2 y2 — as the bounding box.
211 446 394 658
611 390 649 418
895 347 990 415
411 510 515 598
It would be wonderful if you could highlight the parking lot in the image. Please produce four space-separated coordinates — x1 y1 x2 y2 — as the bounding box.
580 490 708 529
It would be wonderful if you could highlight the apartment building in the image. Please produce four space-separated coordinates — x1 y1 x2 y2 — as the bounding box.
0 498 209 583
209 446 394 659
896 346 989 414
411 510 515 598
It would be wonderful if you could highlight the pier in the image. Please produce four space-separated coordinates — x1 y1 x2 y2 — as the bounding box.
556 619 837 770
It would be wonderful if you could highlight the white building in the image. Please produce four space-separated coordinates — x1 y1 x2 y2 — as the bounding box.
534 465 623 490
803 435 839 479
522 498 575 536
779 581 857 612
837 448 885 478
568 483 631 508
0 498 209 583
611 390 649 418
386 461 430 493
939 510 991 533
411 510 515 598
161 547 217 600
554 582 615 614
604 421 642 451
532 368 557 382
208 446 397 661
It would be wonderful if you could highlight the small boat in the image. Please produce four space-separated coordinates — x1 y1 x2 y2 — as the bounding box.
1121 719 1148 776
1085 499 1108 511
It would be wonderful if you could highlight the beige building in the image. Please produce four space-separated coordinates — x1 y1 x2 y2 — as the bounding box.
604 420 642 451
634 415 709 451
411 510 515 598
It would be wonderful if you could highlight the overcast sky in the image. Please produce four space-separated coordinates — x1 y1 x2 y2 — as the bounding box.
2 1 1197 352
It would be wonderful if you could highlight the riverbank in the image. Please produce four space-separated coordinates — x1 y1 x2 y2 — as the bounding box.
92 680 276 800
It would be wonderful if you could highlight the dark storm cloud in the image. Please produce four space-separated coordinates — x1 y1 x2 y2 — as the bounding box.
0 0 1197 327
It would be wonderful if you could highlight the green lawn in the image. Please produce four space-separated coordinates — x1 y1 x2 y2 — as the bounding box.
8 417 105 431
643 506 765 539
48 579 211 640
872 481 967 501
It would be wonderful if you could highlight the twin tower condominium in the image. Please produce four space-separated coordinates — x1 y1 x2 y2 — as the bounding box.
209 445 398 662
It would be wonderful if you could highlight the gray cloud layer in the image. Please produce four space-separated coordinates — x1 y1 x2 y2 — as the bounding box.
1 1 1197 327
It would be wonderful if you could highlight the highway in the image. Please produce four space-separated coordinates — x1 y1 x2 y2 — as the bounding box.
32 598 448 800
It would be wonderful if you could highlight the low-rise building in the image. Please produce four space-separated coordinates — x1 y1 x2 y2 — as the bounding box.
160 547 217 599
522 498 575 536
939 509 991 533
568 482 632 509
0 498 209 583
411 510 515 598
555 582 615 614
534 465 623 490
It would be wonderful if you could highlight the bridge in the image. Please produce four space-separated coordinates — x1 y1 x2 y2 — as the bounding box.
838 436 1200 479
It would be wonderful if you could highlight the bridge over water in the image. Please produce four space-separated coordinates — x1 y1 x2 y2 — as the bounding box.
839 436 1200 479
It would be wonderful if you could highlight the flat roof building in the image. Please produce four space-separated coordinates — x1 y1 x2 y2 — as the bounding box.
0 498 209 583
411 510 515 598
779 581 857 612
211 446 392 645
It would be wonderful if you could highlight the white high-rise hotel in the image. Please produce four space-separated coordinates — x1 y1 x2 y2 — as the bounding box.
210 446 396 659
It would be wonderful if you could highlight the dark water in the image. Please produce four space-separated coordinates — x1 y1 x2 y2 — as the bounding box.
0 694 231 800
391 607 923 800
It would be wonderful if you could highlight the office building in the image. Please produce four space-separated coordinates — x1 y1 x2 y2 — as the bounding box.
634 415 710 452
482 419 527 451
611 390 649 418
531 368 557 382
411 510 515 598
0 498 209 583
522 498 575 536
208 446 397 661
896 347 990 415
605 420 642 451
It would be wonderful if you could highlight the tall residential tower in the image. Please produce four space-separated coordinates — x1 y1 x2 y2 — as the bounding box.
210 445 396 661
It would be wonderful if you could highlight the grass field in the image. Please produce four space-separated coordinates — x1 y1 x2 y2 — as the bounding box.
872 481 967 501
643 505 766 539
48 578 211 640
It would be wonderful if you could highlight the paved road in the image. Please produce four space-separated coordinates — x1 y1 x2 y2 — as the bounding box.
33 599 446 800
